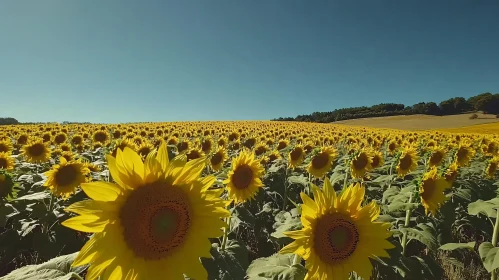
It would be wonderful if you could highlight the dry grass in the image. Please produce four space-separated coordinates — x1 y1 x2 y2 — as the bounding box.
335 113 499 131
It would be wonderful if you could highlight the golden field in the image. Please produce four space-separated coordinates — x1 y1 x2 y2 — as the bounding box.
336 113 499 132
1 121 499 280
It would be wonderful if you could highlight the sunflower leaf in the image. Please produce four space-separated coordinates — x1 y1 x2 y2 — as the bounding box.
1 252 81 280
246 253 306 280
439 242 476 251
468 198 499 218
479 242 499 272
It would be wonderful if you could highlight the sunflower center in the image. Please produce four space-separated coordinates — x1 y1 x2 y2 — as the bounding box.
55 165 79 186
311 152 329 169
399 154 412 170
314 214 359 264
232 164 254 189
290 148 303 161
421 178 436 201
0 157 8 169
457 148 468 161
353 153 368 170
94 132 107 142
429 152 443 165
372 155 380 168
211 152 223 166
28 143 45 157
488 163 497 174
120 182 191 260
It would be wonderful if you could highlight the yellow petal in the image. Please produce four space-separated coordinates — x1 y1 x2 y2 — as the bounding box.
72 233 102 267
62 215 109 233
156 143 170 172
81 182 122 202
106 154 128 189
65 200 118 217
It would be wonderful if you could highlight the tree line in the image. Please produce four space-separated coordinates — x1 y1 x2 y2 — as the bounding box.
272 92 499 123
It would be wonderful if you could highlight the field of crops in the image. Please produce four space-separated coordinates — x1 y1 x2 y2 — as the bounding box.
0 121 498 280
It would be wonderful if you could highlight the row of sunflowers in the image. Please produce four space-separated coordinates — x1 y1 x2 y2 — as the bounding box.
1 121 499 280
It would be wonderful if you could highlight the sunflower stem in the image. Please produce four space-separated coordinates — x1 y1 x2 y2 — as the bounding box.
401 193 413 256
283 168 289 210
292 254 302 265
491 209 499 280
221 214 232 251
71 273 84 280
342 166 349 191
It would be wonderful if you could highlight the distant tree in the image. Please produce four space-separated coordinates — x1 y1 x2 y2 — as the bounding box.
0 118 19 125
468 92 493 111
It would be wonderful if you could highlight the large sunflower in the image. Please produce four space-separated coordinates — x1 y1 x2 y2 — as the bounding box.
428 147 446 167
280 180 394 279
0 171 15 199
224 150 264 203
44 157 90 199
62 144 229 280
0 140 13 154
350 150 373 179
21 138 52 163
210 147 228 171
485 157 498 179
419 167 452 215
288 145 305 169
0 152 15 170
307 146 337 178
455 144 475 167
397 148 419 177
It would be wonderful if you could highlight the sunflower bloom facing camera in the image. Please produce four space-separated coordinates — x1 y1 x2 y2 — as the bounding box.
280 180 394 279
62 144 229 280
44 157 90 199
224 149 264 203
0 152 15 171
397 148 418 177
307 146 337 178
419 167 452 215
350 150 373 178
21 138 52 163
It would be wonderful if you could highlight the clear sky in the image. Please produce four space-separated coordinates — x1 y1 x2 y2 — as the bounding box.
1 0 498 123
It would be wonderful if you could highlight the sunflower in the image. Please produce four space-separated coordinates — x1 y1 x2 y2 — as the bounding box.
0 152 15 171
370 150 385 169
16 134 29 146
71 134 84 145
111 139 137 158
54 132 68 145
288 145 305 169
0 140 13 154
397 148 419 177
428 147 446 167
277 139 289 150
280 180 394 279
0 171 16 199
61 151 76 162
210 147 228 171
224 150 264 203
201 137 214 154
186 148 205 162
307 147 337 178
177 140 190 153
21 138 52 163
92 130 110 144
254 143 269 157
268 150 281 164
485 157 498 179
137 142 155 160
419 167 452 215
62 144 229 280
44 157 90 199
83 161 102 172
350 150 373 179
455 144 475 167
59 143 72 152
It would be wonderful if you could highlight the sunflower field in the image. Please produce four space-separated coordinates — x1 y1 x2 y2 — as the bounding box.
0 121 499 280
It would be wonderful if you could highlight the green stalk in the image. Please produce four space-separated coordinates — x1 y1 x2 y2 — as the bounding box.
401 193 413 256
221 215 232 251
292 254 302 265
381 162 395 204
491 209 499 280
342 166 349 191
283 168 289 210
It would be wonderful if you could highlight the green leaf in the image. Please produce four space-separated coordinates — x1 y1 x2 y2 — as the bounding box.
15 191 50 201
1 252 80 280
0 203 17 227
246 254 306 280
468 198 499 218
287 175 309 187
439 242 476 251
400 223 438 251
387 202 419 212
479 242 499 272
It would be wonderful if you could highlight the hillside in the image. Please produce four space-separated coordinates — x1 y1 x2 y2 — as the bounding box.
335 113 499 131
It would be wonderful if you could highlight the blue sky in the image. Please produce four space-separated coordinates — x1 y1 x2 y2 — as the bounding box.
1 0 498 123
